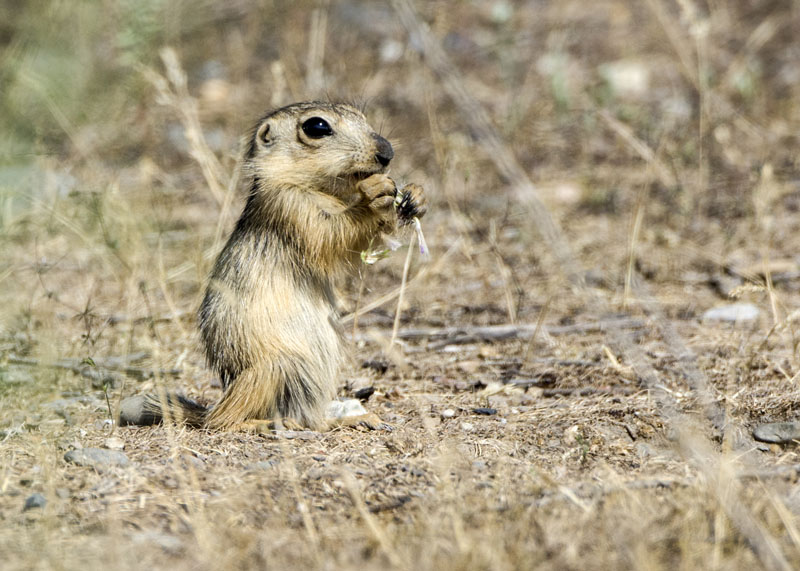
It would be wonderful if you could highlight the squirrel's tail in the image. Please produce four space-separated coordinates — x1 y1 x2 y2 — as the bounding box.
119 393 208 427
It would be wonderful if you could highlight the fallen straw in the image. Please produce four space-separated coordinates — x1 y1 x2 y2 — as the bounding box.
413 217 428 256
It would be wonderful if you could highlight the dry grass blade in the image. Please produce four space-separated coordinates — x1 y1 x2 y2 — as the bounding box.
341 471 403 567
140 48 228 206
643 0 699 88
341 237 461 325
305 3 328 94
598 110 677 188
390 317 645 343
390 232 416 347
677 434 794 571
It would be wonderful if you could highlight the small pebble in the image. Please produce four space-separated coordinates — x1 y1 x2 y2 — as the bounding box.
305 467 327 480
702 303 760 324
64 448 129 468
246 459 280 471
94 419 113 431
104 437 125 450
441 409 456 419
353 386 376 401
23 493 46 511
461 422 474 431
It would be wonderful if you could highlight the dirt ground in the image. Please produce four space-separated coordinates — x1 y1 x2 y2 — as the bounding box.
2 1 800 569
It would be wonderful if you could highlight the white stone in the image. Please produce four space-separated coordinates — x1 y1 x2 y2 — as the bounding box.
702 303 760 323
600 59 650 99
325 399 368 419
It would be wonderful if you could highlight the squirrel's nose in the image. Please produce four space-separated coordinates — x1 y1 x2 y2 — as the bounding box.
373 134 394 167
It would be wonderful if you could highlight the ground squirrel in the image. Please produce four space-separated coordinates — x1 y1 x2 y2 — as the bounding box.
121 101 426 431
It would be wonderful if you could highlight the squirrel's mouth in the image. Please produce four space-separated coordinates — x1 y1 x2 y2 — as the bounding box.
336 168 387 195
349 163 388 181
350 170 383 181
330 170 383 200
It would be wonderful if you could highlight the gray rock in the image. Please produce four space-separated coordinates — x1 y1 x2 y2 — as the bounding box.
753 422 800 444
23 493 46 511
64 448 129 468
702 303 760 324
472 407 497 416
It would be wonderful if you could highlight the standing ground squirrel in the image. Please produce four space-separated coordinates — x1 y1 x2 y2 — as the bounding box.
121 101 426 431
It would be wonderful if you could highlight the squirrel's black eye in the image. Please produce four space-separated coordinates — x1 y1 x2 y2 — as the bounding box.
301 117 333 139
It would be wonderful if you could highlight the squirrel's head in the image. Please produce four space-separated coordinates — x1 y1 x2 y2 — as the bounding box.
245 102 393 200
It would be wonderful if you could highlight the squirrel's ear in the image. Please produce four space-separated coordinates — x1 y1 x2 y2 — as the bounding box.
256 121 272 147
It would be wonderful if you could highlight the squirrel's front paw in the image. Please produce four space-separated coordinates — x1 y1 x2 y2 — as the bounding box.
357 174 397 230
395 183 427 226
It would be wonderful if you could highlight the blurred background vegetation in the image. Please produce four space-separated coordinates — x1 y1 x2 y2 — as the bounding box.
1 0 798 364
1 0 798 370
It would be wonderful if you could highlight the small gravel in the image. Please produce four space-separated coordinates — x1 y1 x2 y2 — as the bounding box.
23 493 47 511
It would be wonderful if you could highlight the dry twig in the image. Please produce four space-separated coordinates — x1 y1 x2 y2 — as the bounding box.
392 317 646 345
7 353 181 382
